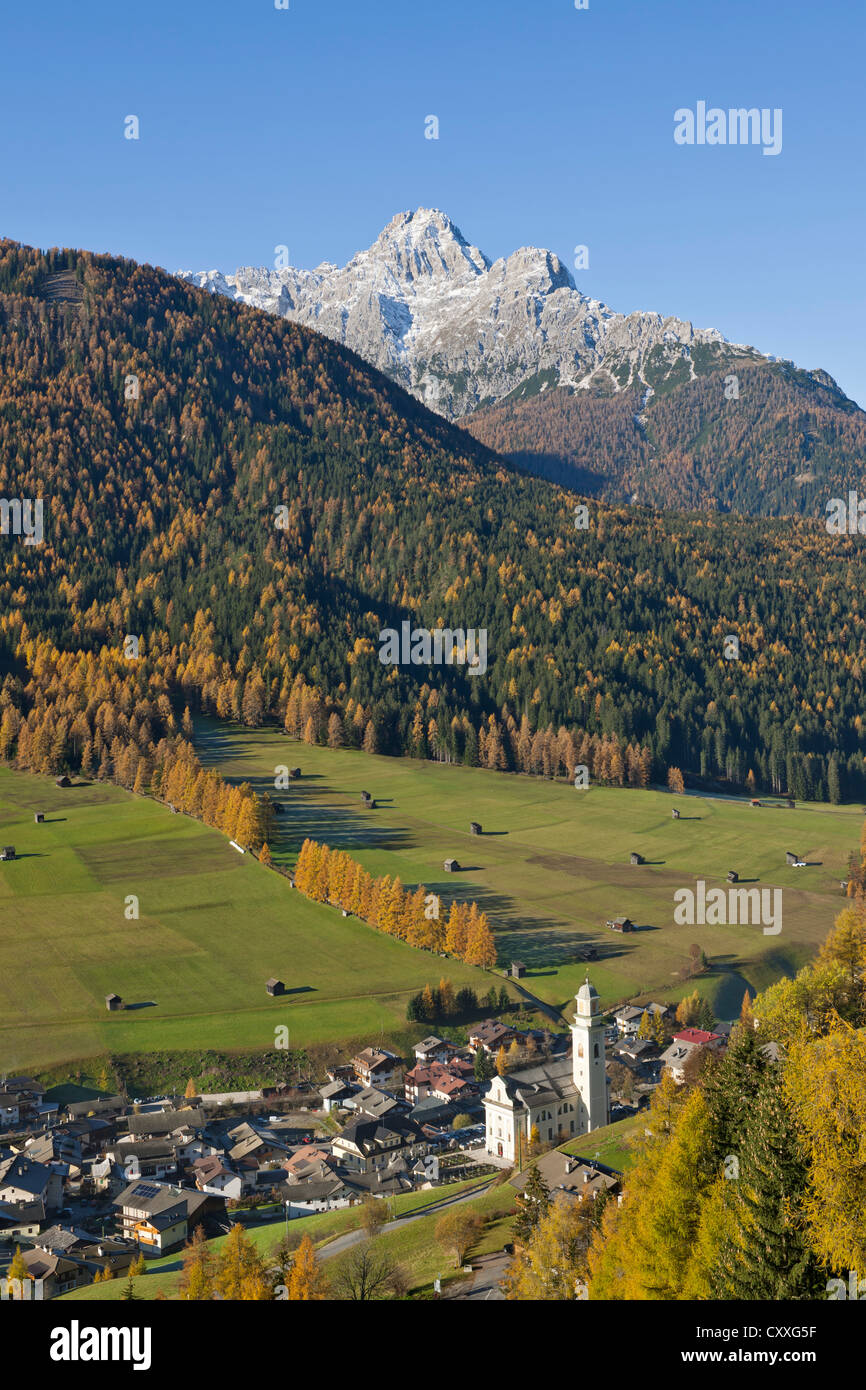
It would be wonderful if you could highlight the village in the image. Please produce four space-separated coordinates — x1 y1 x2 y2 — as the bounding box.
0 975 733 1300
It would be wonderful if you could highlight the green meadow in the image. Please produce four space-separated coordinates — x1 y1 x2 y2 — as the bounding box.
198 719 861 1020
0 767 488 1075
2 718 859 1076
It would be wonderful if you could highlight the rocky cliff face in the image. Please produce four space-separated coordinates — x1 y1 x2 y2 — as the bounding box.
177 207 749 419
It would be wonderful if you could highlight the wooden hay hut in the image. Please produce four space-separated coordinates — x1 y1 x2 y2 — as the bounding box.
105 993 122 1012
727 870 738 883
785 850 798 866
289 768 301 780
606 915 634 933
510 960 526 979
671 807 680 819
55 775 71 788
629 852 643 866
0 845 16 861
470 821 482 836
266 978 285 997
360 790 372 803
34 812 44 824
444 857 459 873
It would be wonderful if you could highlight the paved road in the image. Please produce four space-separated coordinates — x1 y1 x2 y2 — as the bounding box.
444 1250 510 1300
510 980 566 1025
319 1177 497 1261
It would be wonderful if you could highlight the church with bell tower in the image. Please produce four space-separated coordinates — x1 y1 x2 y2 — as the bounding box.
483 977 609 1163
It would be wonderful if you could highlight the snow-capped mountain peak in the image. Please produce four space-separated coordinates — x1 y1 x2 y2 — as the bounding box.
177 209 742 418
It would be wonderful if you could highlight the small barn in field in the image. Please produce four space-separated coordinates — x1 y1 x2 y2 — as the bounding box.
289 768 301 780
266 978 285 997
34 812 44 824
630 852 643 866
444 858 459 873
105 994 122 1012
0 846 16 861
470 821 482 836
785 851 798 866
727 870 738 884
510 960 526 979
607 916 634 933
55 775 71 788
671 807 680 820
360 790 372 803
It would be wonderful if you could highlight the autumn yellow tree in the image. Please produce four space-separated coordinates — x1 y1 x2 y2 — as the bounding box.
286 1234 328 1300
507 1196 597 1300
178 1225 214 1301
784 1023 866 1272
214 1223 266 1301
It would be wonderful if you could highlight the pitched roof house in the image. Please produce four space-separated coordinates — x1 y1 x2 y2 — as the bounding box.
0 1153 64 1211
113 1180 189 1254
331 1115 425 1174
468 1019 515 1054
351 1048 400 1088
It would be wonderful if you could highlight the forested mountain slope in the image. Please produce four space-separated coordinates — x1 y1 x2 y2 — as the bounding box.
463 359 866 515
2 240 866 803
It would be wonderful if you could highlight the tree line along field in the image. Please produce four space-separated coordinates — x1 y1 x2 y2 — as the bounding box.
197 718 861 1019
0 768 491 1075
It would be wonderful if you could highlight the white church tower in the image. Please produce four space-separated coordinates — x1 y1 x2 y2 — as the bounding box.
571 977 608 1133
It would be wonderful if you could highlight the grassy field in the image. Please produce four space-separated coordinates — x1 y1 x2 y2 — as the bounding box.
560 1112 645 1172
0 768 491 1075
198 719 860 1020
3 718 858 1076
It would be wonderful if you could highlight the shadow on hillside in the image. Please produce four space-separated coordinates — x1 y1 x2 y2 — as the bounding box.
216 771 416 855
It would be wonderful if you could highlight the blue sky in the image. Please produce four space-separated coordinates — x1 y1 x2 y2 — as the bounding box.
2 0 864 403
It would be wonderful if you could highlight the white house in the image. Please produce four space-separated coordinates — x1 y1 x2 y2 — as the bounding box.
660 1039 700 1084
484 978 609 1163
612 1005 645 1038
